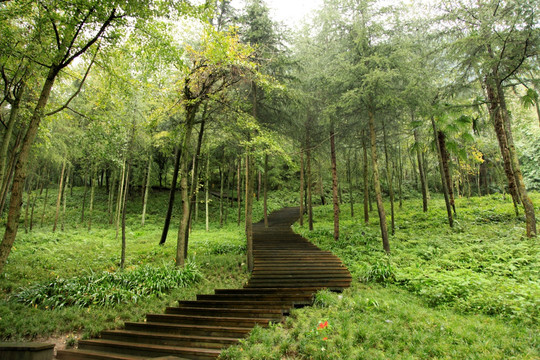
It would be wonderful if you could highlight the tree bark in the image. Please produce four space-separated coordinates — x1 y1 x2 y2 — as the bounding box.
382 120 395 235
245 153 254 272
263 153 269 228
120 163 130 269
0 67 58 274
205 150 210 232
330 125 340 241
362 130 369 224
81 174 88 223
141 156 152 226
115 160 126 237
431 117 454 228
368 111 390 254
437 130 456 214
237 158 242 226
61 166 70 231
160 146 181 245
88 167 97 231
413 127 428 212
52 159 66 232
347 150 354 218
299 149 305 226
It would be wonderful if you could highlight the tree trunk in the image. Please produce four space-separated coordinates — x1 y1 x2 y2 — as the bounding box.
141 156 152 226
0 82 25 196
257 170 261 202
177 127 195 268
0 68 58 274
245 153 254 272
219 164 225 227
41 186 49 228
61 166 70 231
88 167 97 231
299 149 305 226
52 159 66 232
306 135 313 231
362 130 369 224
81 174 88 223
382 121 395 235
263 153 269 228
397 142 404 208
413 127 428 212
120 163 130 269
0 130 23 216
431 117 454 228
437 130 456 214
160 146 181 245
347 150 354 218
30 178 42 231
237 158 242 226
205 150 210 232
108 171 116 224
368 111 390 254
330 125 340 241
23 176 33 234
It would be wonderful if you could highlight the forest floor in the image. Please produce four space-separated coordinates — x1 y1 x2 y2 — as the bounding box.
0 189 538 359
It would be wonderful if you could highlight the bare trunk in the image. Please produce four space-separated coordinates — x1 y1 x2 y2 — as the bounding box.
368 111 390 254
61 166 70 231
397 142 403 208
219 164 225 227
237 158 242 226
438 130 456 214
141 156 152 226
318 163 326 205
0 68 57 274
263 153 269 228
41 186 49 228
299 150 305 226
0 130 23 215
115 160 126 237
52 160 66 232
362 130 369 224
30 179 42 231
431 117 454 228
81 175 88 223
108 171 116 224
330 125 340 241
88 167 97 231
205 150 210 232
347 151 354 218
413 127 428 212
382 121 395 235
160 147 181 245
120 163 130 269
306 133 314 231
23 177 33 234
245 153 254 272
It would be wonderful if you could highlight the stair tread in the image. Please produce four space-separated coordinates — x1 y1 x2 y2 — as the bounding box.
101 329 240 342
79 339 221 354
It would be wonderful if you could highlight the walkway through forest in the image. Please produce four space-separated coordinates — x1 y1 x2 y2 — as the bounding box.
57 207 351 359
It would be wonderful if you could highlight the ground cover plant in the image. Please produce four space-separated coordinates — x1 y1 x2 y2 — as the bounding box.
220 194 540 359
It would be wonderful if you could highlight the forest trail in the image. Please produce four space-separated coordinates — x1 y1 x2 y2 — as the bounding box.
57 207 351 360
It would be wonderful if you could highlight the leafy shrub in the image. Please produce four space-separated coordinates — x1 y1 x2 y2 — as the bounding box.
360 258 396 284
12 262 201 309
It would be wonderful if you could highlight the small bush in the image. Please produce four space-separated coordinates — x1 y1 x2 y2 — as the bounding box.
12 262 201 309
360 258 396 284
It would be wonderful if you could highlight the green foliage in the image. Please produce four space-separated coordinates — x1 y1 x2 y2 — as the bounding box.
12 262 201 309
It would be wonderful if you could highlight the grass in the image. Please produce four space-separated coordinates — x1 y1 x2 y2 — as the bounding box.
220 193 540 359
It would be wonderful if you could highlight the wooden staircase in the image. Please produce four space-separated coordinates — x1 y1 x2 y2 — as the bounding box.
56 207 351 359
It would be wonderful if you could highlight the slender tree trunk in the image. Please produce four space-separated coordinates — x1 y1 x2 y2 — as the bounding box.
141 156 152 226
431 117 454 228
0 130 23 216
81 175 88 223
299 149 305 226
306 147 314 231
41 186 49 228
160 146 181 245
437 130 456 214
205 150 210 232
318 163 326 205
347 150 354 218
108 171 116 224
330 125 340 241
368 111 390 254
257 170 261 202
120 163 130 269
30 178 42 231
0 83 25 196
115 160 126 237
397 142 404 208
88 167 97 231
237 158 242 226
0 68 58 274
383 121 395 235
413 127 428 212
52 160 66 232
61 166 70 231
263 153 269 227
362 130 369 224
245 153 254 272
219 164 225 227
23 176 33 234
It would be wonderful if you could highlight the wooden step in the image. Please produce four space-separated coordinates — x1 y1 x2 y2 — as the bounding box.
196 293 313 303
124 322 252 338
177 300 294 310
214 287 323 294
146 313 274 327
57 349 148 360
100 330 238 349
78 339 220 359
164 306 284 320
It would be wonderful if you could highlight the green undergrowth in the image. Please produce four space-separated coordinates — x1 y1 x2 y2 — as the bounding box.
220 193 539 359
0 186 259 340
220 284 539 359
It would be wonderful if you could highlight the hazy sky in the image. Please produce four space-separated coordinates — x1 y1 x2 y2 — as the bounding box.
230 0 324 29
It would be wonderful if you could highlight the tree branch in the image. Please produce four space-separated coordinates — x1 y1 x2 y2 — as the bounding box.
61 6 96 65
46 44 99 117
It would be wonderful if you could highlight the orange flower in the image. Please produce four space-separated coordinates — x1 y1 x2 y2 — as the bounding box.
317 321 328 330
323 337 328 341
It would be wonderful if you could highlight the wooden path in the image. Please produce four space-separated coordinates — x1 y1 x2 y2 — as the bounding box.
57 207 351 360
